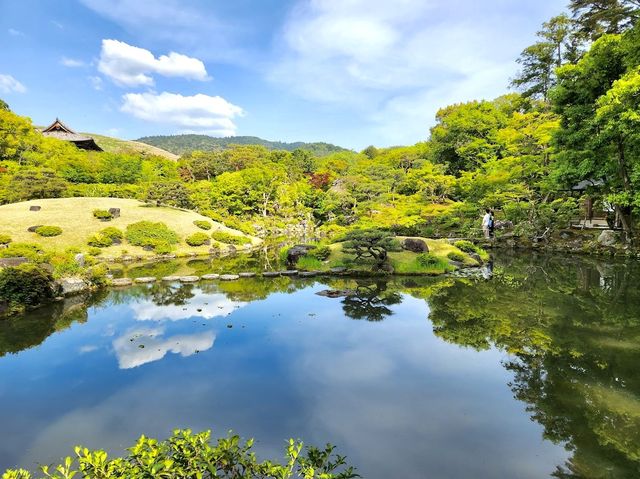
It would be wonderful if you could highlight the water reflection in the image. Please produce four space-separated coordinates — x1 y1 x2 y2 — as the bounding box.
1 255 640 478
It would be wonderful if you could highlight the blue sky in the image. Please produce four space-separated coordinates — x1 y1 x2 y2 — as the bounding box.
0 0 567 149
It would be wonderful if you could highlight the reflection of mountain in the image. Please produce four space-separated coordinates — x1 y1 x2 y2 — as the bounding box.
130 292 245 321
427 255 640 477
113 327 215 369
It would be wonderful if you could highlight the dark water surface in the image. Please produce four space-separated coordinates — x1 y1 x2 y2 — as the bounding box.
1 254 639 478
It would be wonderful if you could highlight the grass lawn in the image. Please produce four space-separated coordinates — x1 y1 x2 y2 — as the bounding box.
0 197 259 257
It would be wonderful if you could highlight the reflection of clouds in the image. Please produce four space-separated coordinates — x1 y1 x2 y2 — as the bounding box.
79 345 98 354
113 327 215 369
130 293 245 321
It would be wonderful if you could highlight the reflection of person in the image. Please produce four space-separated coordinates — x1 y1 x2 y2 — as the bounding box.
489 210 495 238
481 260 494 280
482 209 491 239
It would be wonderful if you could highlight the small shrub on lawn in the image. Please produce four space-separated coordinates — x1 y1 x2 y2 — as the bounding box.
87 247 102 256
100 227 124 241
92 209 113 221
34 225 62 237
193 220 212 230
454 240 476 254
126 221 179 251
447 251 466 262
417 253 443 267
0 234 11 245
297 255 324 270
186 232 210 246
154 243 174 255
0 243 47 262
309 245 331 261
211 231 251 245
0 263 54 313
87 235 113 248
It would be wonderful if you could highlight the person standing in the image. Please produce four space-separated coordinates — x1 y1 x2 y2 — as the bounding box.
482 209 491 239
489 210 495 238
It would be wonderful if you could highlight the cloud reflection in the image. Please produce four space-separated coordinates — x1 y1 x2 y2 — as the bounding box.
130 293 245 322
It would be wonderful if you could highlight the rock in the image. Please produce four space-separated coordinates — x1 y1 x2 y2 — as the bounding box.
402 238 429 253
0 257 28 267
112 238 122 245
494 220 513 230
220 274 240 281
179 276 200 283
143 245 154 251
161 275 182 281
280 270 298 276
316 289 354 298
27 225 42 232
208 248 220 256
56 278 90 296
29 205 41 211
286 245 315 264
299 271 318 278
238 272 256 278
200 274 220 280
329 267 347 274
469 252 483 264
111 278 133 287
598 230 619 247
108 208 120 218
134 277 156 283
120 255 135 262
74 253 85 267
559 230 576 240
262 271 280 277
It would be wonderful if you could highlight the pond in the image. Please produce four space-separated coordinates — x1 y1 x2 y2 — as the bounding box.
0 253 639 478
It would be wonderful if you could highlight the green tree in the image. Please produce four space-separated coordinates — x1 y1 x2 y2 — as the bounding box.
571 0 640 39
342 229 401 265
145 181 193 209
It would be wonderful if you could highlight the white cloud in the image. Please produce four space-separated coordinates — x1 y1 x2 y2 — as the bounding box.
113 327 215 369
121 91 244 136
8 28 24 36
270 0 566 146
98 39 209 87
0 74 26 94
61 57 85 68
88 75 103 90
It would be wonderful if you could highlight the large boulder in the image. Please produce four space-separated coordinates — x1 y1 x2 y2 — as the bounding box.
56 278 90 296
598 230 619 247
286 245 315 264
108 208 121 218
0 257 28 267
402 238 429 253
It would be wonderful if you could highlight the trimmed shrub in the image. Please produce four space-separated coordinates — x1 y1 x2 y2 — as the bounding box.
193 220 212 230
0 243 46 262
186 232 210 246
0 263 54 312
126 221 179 250
0 234 12 245
447 251 466 262
309 245 331 261
211 231 251 245
454 240 476 254
417 253 442 267
92 209 113 221
87 235 113 248
154 243 174 255
100 227 124 241
34 225 62 237
87 247 102 256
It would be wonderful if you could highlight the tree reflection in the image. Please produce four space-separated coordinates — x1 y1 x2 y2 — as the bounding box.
341 280 402 322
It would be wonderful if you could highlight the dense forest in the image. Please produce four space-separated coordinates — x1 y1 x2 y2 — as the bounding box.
136 134 349 157
2 1 640 244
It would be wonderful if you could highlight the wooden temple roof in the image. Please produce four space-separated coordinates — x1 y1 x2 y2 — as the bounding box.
41 118 103 151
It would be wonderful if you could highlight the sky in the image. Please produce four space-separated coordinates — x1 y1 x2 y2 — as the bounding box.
0 0 568 150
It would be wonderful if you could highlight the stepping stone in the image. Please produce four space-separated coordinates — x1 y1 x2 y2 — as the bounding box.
111 278 133 287
179 276 200 283
201 274 220 280
134 277 156 283
161 276 182 281
262 271 280 277
316 289 354 298
299 271 318 278
220 274 240 281
280 270 298 276
330 267 347 274
238 272 256 278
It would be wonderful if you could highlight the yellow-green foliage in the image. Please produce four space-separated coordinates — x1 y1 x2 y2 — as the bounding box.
125 221 179 250
186 232 210 246
193 220 212 230
0 263 54 313
0 234 11 245
212 230 251 245
34 225 62 237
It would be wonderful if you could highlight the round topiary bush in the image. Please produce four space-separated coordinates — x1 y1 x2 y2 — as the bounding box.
93 209 113 221
0 263 54 311
211 231 251 245
0 234 12 245
309 245 331 261
417 253 442 267
447 251 466 262
100 227 124 241
193 220 212 230
454 240 477 254
87 247 102 256
34 225 63 237
186 232 211 246
126 221 179 251
87 234 114 248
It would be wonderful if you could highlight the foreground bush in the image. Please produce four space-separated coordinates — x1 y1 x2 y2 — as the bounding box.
2 429 358 479
0 264 54 313
211 231 251 245
126 221 179 250
193 220 212 230
92 209 113 221
0 234 11 245
0 243 47 262
34 226 62 237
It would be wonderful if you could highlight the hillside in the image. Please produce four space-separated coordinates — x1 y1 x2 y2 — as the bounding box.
88 133 179 160
136 134 350 156
0 198 259 257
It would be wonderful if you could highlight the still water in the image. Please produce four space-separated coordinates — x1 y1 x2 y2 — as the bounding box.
0 254 639 478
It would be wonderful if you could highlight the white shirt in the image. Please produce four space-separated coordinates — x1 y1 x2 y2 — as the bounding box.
482 213 491 227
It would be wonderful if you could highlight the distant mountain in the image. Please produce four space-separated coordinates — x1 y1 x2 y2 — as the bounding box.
136 134 350 156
